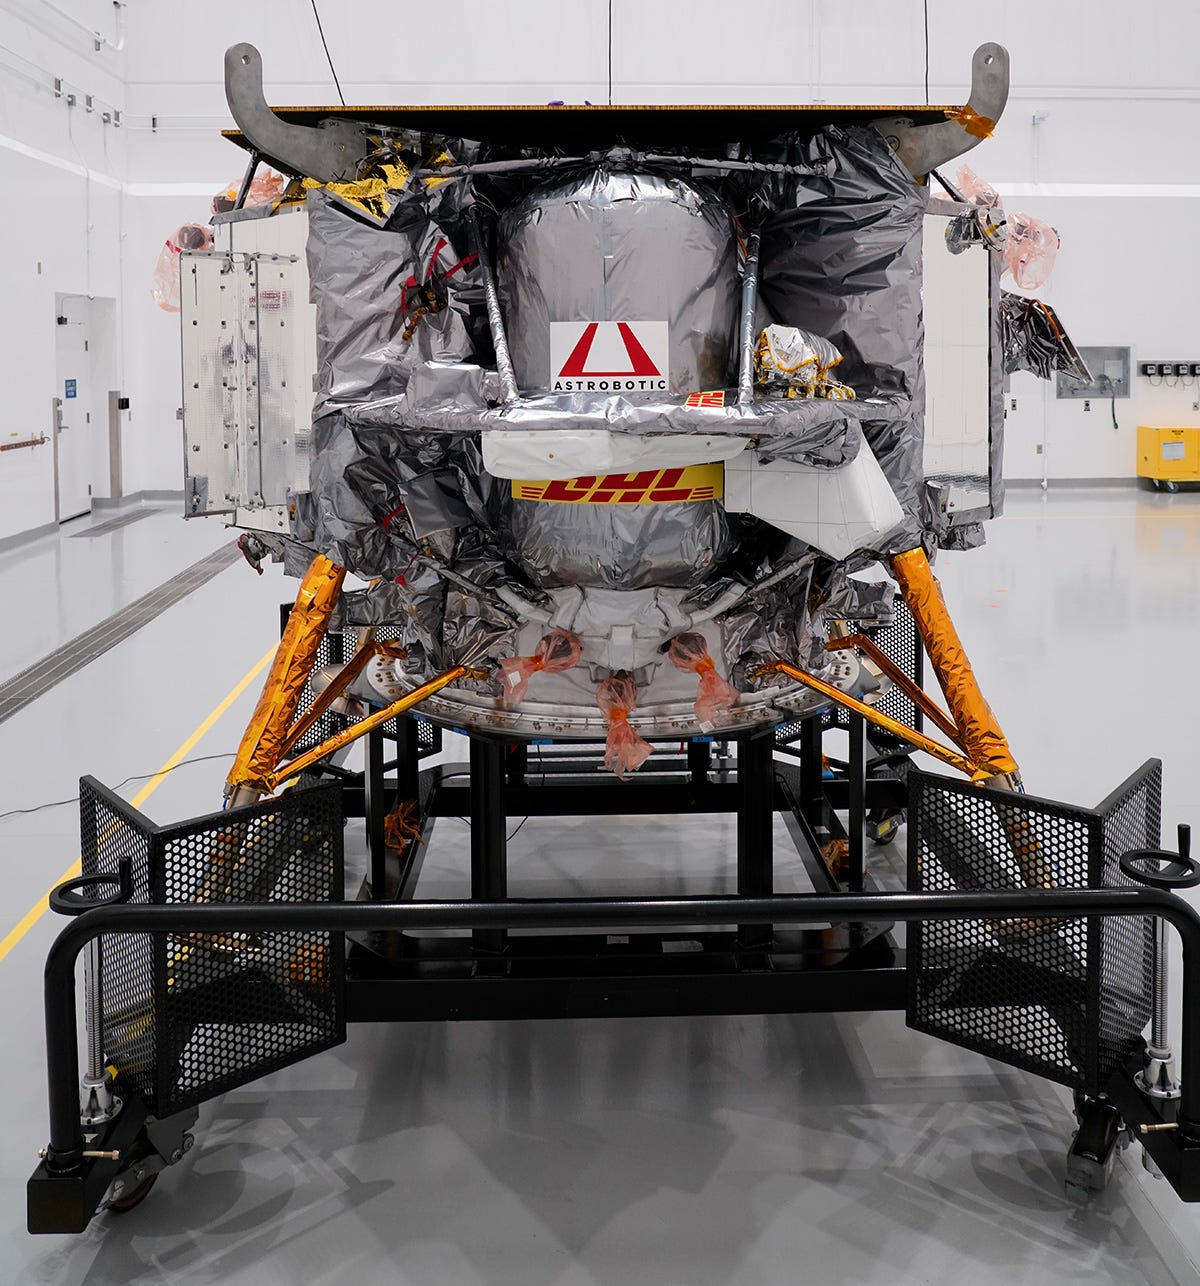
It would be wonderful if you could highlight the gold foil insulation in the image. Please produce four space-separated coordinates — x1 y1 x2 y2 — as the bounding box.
384 802 425 851
890 547 1019 780
753 325 856 400
301 152 413 223
265 665 486 792
226 554 346 796
946 104 996 139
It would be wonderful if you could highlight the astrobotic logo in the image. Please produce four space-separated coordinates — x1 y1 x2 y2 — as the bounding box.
549 320 669 392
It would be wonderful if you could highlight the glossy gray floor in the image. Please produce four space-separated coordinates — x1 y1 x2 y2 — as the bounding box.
2 488 1199 1284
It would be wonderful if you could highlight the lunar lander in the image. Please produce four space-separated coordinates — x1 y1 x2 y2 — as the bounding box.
27 41 1200 1233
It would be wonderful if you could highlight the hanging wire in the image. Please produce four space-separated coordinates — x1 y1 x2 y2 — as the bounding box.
0 753 235 825
923 0 930 101
310 0 346 107
608 0 613 106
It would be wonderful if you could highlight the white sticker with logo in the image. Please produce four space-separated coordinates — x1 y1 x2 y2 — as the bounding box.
550 320 669 393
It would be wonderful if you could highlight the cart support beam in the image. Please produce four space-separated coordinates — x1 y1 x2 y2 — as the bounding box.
39 886 1200 1177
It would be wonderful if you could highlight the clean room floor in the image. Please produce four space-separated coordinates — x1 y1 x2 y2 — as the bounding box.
2 486 1199 1285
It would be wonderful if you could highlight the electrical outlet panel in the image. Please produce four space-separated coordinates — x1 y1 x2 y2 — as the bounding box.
1139 361 1200 379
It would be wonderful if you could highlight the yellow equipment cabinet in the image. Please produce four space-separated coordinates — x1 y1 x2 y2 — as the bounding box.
1137 425 1200 491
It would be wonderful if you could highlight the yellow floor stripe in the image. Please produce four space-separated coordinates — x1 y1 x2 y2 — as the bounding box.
0 642 276 966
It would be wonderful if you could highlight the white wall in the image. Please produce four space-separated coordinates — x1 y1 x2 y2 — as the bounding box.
1003 193 1200 480
2 0 1199 541
0 0 126 539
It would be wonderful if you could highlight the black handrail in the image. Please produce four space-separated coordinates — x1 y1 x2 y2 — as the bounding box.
42 887 1200 1170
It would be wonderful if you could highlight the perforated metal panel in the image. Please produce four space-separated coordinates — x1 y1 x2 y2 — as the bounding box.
1095 768 1162 1087
79 782 157 1092
908 763 1158 1094
280 606 443 757
79 778 345 1117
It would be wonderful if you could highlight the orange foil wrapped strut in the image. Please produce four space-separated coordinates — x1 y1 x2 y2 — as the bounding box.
596 672 654 779
667 632 739 731
890 547 1018 779
226 554 347 796
498 628 583 706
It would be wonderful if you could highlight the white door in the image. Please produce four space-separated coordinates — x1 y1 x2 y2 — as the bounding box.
54 295 93 522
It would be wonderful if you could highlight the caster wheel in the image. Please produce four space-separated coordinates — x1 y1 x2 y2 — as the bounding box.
1165 481 1180 494
870 816 901 846
107 1170 158 1214
1066 1096 1123 1194
866 807 901 847
1151 478 1162 491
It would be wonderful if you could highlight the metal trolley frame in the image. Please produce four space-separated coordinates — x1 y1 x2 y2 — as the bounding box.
25 610 1200 1232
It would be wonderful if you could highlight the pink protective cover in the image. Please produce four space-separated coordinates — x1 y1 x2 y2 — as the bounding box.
596 672 654 778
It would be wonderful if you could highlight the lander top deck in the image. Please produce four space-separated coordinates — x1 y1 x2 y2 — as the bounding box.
221 101 961 174
220 40 1007 187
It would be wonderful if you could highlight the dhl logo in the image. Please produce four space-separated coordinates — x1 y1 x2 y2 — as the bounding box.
512 463 723 505
684 390 726 408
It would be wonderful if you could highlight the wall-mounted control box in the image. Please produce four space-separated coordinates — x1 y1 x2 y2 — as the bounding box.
1056 346 1130 399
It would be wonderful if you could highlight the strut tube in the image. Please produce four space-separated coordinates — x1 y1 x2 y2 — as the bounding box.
758 658 1054 900
827 633 963 748
755 659 980 778
890 547 1019 780
264 665 487 793
225 553 346 799
278 637 408 757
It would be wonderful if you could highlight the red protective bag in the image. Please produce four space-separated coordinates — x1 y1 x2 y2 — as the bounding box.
151 222 213 312
498 628 582 705
954 164 1001 208
667 632 739 731
211 168 287 215
596 672 653 778
1004 212 1060 289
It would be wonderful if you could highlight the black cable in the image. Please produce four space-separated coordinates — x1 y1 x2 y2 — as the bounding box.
0 753 235 825
309 0 346 107
0 794 92 823
929 167 966 202
923 0 930 101
449 748 545 840
608 0 613 106
1095 374 1119 431
504 747 546 843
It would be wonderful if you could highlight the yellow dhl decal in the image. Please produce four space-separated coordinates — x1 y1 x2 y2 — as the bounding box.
512 464 723 505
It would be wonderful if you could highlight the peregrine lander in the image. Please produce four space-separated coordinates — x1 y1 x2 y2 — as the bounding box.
188 41 1041 806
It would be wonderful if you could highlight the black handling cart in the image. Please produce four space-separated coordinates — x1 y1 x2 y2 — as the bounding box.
26 606 1200 1233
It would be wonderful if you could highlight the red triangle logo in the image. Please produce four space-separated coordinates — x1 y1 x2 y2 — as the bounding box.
557 322 662 378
